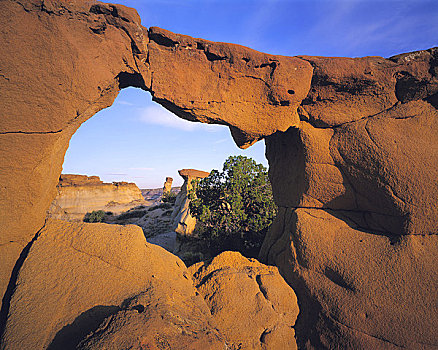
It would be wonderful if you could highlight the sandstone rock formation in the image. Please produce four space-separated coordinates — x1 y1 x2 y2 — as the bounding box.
162 176 173 194
1 1 437 349
189 251 299 350
1 220 298 350
259 51 438 347
47 174 147 221
171 169 210 236
0 219 226 350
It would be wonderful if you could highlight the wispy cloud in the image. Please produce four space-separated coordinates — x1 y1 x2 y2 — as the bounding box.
128 167 155 171
137 105 221 132
115 100 134 106
214 138 229 144
300 0 438 57
103 173 127 176
241 0 279 49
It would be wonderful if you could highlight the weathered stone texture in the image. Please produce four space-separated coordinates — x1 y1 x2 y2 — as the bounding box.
147 26 313 148
189 251 299 350
0 0 150 297
1 220 226 350
1 1 437 349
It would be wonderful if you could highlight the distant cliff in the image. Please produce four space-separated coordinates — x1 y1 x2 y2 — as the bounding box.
47 174 147 221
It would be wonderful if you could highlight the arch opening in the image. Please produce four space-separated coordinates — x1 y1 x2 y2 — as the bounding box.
50 85 271 263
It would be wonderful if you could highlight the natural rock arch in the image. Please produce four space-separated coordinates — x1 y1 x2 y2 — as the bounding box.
1 1 437 348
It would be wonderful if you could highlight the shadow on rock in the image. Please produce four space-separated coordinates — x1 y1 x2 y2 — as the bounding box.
47 305 120 350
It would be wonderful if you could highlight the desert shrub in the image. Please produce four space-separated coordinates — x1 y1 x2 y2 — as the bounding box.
189 155 277 257
162 191 177 204
83 210 106 223
116 209 147 220
148 203 172 211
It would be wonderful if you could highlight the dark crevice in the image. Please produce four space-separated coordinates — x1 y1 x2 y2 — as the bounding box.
40 2 55 14
255 275 269 300
204 51 227 62
89 4 128 22
0 130 63 135
255 61 278 79
117 71 147 90
394 71 431 103
148 31 178 48
425 92 438 109
257 62 277 69
194 269 226 289
259 328 271 344
120 26 142 55
14 1 32 13
89 22 106 34
90 5 144 55
275 256 326 349
0 222 45 344
131 304 145 313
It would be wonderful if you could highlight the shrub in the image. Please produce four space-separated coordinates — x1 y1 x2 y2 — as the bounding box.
148 203 172 211
83 210 106 223
162 191 177 204
116 209 147 220
189 155 277 257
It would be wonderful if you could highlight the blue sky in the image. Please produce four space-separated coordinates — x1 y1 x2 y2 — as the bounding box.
62 0 438 188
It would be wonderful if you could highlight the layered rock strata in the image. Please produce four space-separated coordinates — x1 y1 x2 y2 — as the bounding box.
47 174 147 221
1 1 437 349
171 169 210 236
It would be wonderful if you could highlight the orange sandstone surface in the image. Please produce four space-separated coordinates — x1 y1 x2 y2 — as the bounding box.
0 1 437 349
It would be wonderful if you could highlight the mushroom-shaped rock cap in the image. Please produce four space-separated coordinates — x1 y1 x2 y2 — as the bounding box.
178 169 210 179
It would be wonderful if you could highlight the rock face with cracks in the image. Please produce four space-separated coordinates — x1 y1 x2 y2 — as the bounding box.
1 0 437 349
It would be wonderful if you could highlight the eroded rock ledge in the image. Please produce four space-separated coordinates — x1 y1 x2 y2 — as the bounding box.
47 174 147 221
1 1 437 349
